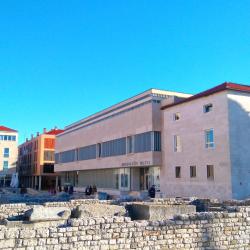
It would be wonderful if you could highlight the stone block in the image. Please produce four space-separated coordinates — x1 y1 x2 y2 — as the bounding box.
24 206 71 222
73 204 126 218
127 203 196 220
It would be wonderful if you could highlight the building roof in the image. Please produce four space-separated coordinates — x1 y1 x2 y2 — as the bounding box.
161 82 250 110
63 88 192 133
0 125 17 132
45 129 65 135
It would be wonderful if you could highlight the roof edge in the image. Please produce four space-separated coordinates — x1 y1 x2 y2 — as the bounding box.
161 82 250 110
0 126 18 133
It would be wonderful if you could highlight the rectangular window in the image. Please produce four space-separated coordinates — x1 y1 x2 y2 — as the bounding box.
173 112 180 121
60 149 76 163
43 164 54 173
4 135 7 141
134 132 152 153
3 161 8 170
3 148 9 158
205 129 214 148
175 166 181 178
174 135 181 152
11 136 16 141
55 153 60 164
153 131 161 151
120 168 130 188
102 138 126 157
207 165 214 180
44 151 55 161
121 173 128 188
97 143 102 158
127 136 134 154
190 166 196 178
78 144 96 161
204 104 213 113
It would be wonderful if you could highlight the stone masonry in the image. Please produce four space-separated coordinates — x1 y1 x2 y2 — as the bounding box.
0 207 250 249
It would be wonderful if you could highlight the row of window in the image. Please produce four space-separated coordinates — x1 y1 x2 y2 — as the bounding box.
56 131 161 164
0 135 16 141
173 103 213 121
175 165 214 180
173 129 214 152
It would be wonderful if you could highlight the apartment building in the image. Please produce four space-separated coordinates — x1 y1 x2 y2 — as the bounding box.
18 128 64 190
0 126 18 187
161 82 250 200
55 89 191 195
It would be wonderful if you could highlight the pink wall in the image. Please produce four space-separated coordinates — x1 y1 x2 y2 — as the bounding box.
161 91 232 200
55 101 162 172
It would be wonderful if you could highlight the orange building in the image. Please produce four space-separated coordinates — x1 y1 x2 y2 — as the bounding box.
18 128 64 190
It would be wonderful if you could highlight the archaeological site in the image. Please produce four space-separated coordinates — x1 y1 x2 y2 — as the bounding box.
0 188 250 249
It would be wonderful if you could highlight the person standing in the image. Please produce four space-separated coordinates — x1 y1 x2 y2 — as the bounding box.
148 185 156 198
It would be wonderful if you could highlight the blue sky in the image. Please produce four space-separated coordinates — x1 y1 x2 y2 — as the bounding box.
1 0 250 143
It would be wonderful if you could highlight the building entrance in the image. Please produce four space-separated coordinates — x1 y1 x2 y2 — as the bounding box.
139 167 160 191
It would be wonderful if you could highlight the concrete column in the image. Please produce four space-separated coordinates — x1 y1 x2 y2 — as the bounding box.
34 176 37 189
31 176 34 188
55 176 58 189
38 176 42 191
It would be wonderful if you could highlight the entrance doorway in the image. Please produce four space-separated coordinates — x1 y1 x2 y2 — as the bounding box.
139 167 160 191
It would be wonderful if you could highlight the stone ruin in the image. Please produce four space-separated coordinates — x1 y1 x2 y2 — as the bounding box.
0 197 250 249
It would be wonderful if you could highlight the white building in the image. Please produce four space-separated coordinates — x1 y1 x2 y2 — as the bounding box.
0 126 18 187
161 82 250 200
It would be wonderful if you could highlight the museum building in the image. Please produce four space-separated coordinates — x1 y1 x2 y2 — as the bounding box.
54 89 191 195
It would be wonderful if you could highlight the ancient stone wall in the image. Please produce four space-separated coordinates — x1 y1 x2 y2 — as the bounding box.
0 207 250 249
0 204 31 220
0 199 116 219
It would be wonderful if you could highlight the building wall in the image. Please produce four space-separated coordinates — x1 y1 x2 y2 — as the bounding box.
55 101 162 173
161 91 232 200
0 131 18 176
39 134 57 176
227 91 250 199
18 131 61 189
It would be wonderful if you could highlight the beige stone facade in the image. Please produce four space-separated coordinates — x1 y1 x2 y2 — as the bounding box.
55 82 250 200
55 89 191 195
161 91 232 200
161 83 250 200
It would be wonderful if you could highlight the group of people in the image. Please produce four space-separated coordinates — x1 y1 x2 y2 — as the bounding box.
49 183 155 198
85 185 97 196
